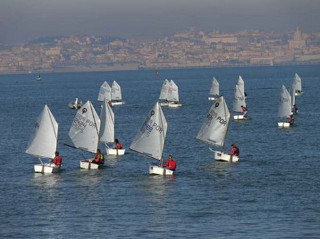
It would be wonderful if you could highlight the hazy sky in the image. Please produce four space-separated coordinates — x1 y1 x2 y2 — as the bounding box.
1 0 320 45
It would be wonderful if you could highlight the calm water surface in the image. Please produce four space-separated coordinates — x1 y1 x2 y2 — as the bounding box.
1 65 320 238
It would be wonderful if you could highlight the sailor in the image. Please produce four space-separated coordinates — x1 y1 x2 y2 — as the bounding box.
241 105 247 117
288 114 294 125
53 151 62 167
163 155 177 171
91 148 104 165
230 143 240 157
114 138 123 149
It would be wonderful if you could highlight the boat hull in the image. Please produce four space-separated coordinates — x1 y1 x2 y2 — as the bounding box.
110 101 125 106
160 102 169 107
149 164 174 175
278 122 290 128
214 151 239 163
233 114 246 120
168 102 182 108
295 91 303 97
34 163 60 173
208 97 218 101
106 148 125 156
80 160 102 169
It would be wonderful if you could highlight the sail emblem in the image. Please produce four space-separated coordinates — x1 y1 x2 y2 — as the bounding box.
150 110 155 116
35 122 40 129
82 108 87 114
215 102 220 108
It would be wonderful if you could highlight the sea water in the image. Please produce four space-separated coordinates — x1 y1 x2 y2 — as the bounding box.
1 65 320 238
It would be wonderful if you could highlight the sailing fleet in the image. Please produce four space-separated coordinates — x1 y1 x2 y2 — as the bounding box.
26 73 304 173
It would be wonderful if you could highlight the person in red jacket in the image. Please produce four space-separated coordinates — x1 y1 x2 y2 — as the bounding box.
230 143 239 156
52 151 62 167
241 105 247 117
91 148 104 165
114 138 123 149
163 155 176 171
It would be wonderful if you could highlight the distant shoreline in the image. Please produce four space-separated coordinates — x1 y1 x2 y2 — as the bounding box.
0 62 319 76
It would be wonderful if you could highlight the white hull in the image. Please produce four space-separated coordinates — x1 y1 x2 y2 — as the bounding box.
149 164 174 176
160 102 169 107
214 151 239 163
110 101 125 106
278 122 290 128
233 114 246 120
80 160 101 170
295 92 303 96
208 96 218 101
34 163 60 173
106 148 125 156
168 102 182 108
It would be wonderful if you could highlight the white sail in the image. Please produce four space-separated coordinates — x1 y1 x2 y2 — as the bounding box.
98 81 112 101
196 96 230 147
111 81 122 101
167 80 179 102
292 73 302 92
159 79 170 100
232 84 246 112
26 105 58 159
99 99 115 143
68 101 101 153
237 75 245 96
130 102 167 161
278 85 292 118
209 77 219 96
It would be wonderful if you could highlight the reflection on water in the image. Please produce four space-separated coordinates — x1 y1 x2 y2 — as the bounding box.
32 173 62 189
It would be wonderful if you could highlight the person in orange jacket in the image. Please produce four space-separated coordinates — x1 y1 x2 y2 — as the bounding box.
52 151 62 167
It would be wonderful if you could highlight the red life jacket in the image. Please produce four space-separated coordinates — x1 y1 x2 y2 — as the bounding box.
53 156 62 166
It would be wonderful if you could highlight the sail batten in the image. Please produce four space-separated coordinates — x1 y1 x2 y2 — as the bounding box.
130 102 167 161
197 96 230 147
26 105 58 159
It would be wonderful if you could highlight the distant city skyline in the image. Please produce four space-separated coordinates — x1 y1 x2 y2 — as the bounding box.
1 0 320 45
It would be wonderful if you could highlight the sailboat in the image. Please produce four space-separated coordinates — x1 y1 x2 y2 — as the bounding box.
67 101 102 169
208 77 220 101
197 96 238 162
159 79 170 106
36 73 41 81
233 84 247 120
278 85 292 128
26 105 60 173
98 81 112 103
100 99 125 156
130 102 173 175
167 80 182 108
110 81 125 106
68 97 83 109
292 73 303 96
